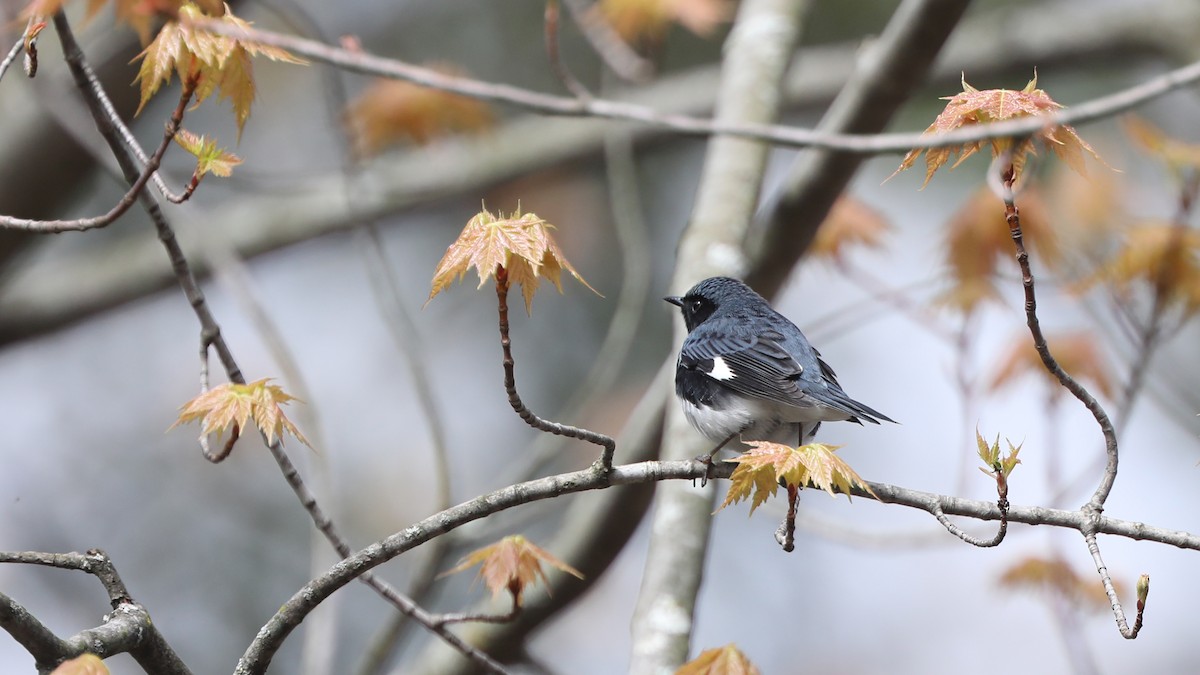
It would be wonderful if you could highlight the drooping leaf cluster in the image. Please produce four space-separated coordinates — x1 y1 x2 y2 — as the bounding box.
719 442 874 515
428 207 597 313
892 73 1103 187
173 378 310 448
443 535 584 606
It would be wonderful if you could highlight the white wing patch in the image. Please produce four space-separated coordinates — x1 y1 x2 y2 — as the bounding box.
708 356 736 381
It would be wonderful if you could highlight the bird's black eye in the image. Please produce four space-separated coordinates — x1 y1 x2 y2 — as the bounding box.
689 299 703 314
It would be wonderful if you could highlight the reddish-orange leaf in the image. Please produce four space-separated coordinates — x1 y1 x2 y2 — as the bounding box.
442 535 584 606
719 441 873 515
593 0 732 45
50 654 109 675
174 128 243 178
808 196 891 264
998 555 1117 613
891 73 1105 187
988 332 1114 400
427 207 598 314
677 644 761 675
345 69 493 156
172 378 309 448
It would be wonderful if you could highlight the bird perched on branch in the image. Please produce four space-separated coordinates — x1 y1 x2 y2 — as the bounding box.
666 276 894 457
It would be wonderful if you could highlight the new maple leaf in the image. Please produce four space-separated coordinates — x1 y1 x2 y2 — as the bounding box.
677 644 761 675
133 3 305 136
174 128 243 179
345 69 493 156
974 430 1022 481
891 73 1104 187
173 378 310 448
427 207 598 314
442 535 584 606
719 442 874 515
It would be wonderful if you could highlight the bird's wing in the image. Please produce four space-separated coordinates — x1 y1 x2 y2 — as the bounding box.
680 327 808 404
682 327 894 424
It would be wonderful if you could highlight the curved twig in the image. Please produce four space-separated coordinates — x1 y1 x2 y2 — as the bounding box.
495 267 617 470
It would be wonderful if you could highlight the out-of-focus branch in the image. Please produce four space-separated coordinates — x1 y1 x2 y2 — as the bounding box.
747 0 971 295
631 0 809 670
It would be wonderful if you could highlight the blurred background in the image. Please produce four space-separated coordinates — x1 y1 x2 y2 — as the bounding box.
1 0 1199 673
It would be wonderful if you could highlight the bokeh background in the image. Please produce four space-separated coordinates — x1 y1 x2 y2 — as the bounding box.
1 0 1199 673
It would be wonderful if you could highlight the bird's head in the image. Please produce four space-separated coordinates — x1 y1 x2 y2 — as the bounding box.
665 276 752 332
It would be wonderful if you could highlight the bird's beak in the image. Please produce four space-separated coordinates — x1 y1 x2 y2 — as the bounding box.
664 296 683 307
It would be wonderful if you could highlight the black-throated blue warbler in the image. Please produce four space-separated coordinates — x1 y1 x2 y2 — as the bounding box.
666 277 894 456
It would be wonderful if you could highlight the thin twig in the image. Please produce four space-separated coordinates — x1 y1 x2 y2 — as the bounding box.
929 473 1008 548
495 266 617 470
993 157 1138 637
191 16 1200 155
544 0 591 99
560 0 654 82
0 82 191 233
0 37 21 82
993 160 1120 512
433 604 521 628
64 32 186 203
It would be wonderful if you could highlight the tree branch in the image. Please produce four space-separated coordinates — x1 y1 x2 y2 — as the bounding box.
191 16 1200 154
236 455 1200 674
0 550 192 674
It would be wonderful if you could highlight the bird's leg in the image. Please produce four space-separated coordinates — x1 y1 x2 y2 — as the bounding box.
695 432 737 488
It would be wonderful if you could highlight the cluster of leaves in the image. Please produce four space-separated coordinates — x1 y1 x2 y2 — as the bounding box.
428 207 597 314
976 431 1021 481
134 3 305 135
345 67 493 156
173 378 310 449
443 535 583 606
891 73 1103 187
173 129 242 182
718 441 874 515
